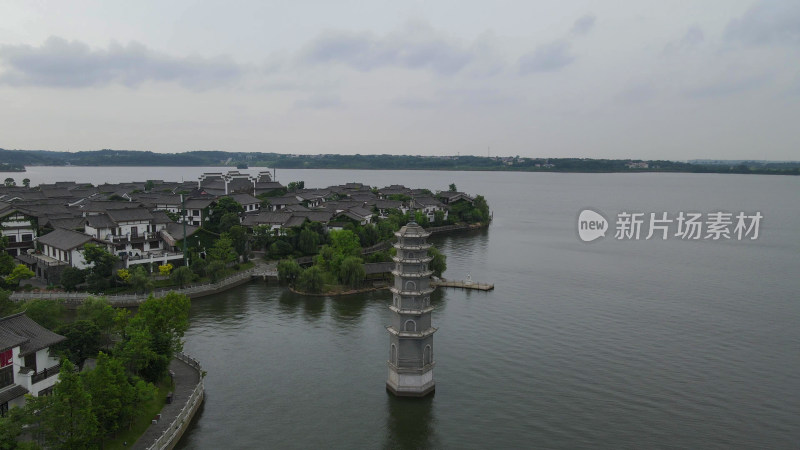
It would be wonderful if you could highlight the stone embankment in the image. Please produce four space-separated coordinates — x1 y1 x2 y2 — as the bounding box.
132 353 204 450
10 263 277 308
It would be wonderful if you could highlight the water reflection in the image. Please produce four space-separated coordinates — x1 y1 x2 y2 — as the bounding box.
301 296 326 320
277 291 300 316
330 293 371 327
193 285 252 320
384 395 439 450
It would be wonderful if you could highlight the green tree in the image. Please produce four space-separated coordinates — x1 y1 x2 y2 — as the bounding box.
0 289 16 317
228 225 249 259
86 272 110 294
207 197 244 232
21 299 64 330
0 253 14 277
218 212 240 232
268 240 294 259
77 296 115 350
83 353 136 441
190 257 207 277
449 183 457 192
82 243 119 278
276 259 301 285
251 225 275 251
329 229 361 257
22 178 31 188
428 247 447 278
54 320 101 367
473 195 490 221
206 260 226 283
413 211 430 227
2 264 34 287
286 180 305 192
171 266 194 288
297 228 319 255
433 210 446 226
208 235 237 264
116 324 161 381
144 180 155 191
128 266 153 294
0 404 26 448
40 359 99 449
338 256 365 288
3 178 14 187
60 267 85 291
296 266 325 293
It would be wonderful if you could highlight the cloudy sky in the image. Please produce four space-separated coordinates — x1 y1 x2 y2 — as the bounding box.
1 0 798 160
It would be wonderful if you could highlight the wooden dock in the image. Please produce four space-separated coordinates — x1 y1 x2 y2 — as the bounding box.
433 279 494 291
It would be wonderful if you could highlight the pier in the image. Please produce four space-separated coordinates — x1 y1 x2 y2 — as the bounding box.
432 278 494 291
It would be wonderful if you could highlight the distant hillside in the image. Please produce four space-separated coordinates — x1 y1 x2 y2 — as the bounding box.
0 148 798 175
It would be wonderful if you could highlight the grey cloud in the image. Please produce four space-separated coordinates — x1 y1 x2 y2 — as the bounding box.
571 14 597 35
616 82 657 104
393 87 514 109
684 73 772 99
663 26 705 55
300 21 483 75
724 0 800 45
294 94 344 109
518 40 575 74
0 36 242 89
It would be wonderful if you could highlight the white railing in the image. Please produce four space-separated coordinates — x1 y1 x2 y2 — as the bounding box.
146 352 204 450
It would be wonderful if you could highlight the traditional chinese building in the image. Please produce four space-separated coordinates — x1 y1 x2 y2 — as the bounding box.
0 312 66 413
386 222 437 397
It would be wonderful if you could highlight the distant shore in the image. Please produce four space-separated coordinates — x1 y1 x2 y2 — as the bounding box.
1 148 798 175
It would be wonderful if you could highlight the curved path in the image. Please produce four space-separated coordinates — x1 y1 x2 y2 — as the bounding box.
132 358 200 450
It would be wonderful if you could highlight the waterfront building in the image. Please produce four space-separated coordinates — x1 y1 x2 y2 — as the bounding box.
386 222 437 397
0 312 66 413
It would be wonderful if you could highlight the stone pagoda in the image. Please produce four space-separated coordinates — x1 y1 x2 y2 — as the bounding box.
386 222 437 397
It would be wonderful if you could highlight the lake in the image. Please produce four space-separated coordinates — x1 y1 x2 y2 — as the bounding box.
27 167 800 448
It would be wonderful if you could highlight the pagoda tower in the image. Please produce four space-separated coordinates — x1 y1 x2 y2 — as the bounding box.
386 222 437 397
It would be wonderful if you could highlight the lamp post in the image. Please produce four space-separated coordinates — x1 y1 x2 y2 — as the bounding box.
181 194 188 266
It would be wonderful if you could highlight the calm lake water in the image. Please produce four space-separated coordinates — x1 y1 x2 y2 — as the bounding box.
27 167 800 449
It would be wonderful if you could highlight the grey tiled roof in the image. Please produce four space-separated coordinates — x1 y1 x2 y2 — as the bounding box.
0 312 66 356
85 213 116 229
226 193 260 205
283 216 307 228
165 223 199 241
106 208 154 223
0 385 28 404
37 228 94 251
150 210 173 225
241 212 292 227
47 217 87 230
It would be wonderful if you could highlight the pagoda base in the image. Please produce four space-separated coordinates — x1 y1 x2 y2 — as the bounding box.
386 369 435 397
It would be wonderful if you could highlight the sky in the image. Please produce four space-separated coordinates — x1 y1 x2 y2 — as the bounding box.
0 0 798 160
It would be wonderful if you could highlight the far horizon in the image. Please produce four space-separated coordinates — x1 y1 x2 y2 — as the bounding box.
1 148 799 164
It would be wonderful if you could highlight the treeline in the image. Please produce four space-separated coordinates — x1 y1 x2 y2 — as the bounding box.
0 293 190 449
2 148 797 174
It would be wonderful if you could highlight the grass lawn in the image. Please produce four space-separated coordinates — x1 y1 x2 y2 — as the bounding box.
103 378 173 449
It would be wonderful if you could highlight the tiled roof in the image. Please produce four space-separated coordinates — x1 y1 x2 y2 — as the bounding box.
85 213 116 229
106 208 154 223
0 385 28 404
165 222 199 241
37 228 94 251
283 216 307 228
0 312 66 357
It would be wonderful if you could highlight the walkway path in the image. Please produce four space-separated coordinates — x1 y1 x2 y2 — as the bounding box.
132 357 200 450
